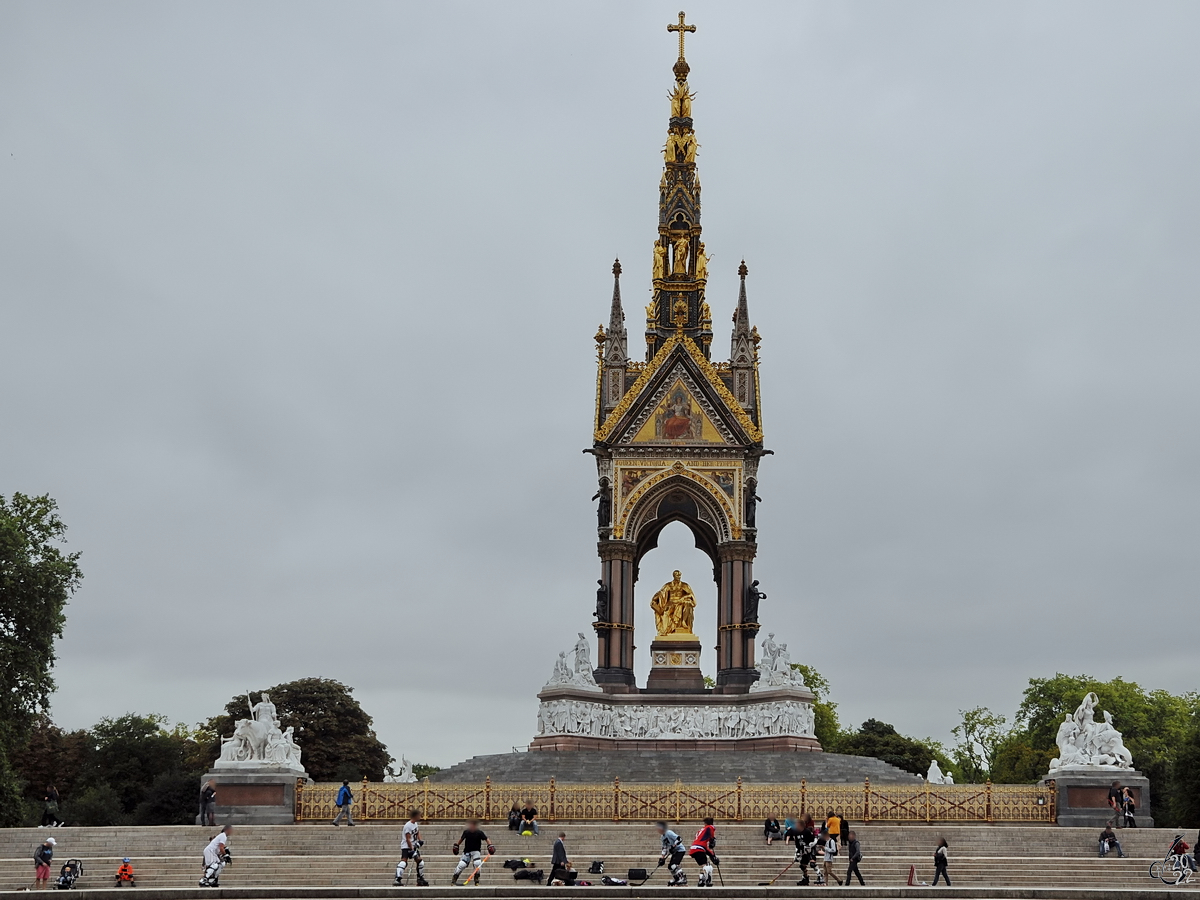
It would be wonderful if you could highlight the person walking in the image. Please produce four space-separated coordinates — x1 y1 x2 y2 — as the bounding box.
550 832 576 885
332 781 355 826
1098 824 1124 858
1107 781 1124 827
656 821 688 886
845 831 865 885
33 837 56 890
394 809 428 886
40 786 63 828
199 825 232 888
688 817 719 887
450 820 495 886
932 838 950 886
821 828 842 886
199 781 217 827
825 810 842 853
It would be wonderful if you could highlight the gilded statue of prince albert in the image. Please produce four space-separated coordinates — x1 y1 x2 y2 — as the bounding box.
650 570 697 638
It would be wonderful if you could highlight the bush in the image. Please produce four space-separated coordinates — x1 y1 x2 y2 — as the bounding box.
65 783 126 827
134 771 202 825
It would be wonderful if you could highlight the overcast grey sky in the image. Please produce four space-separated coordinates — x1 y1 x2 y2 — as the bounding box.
3 1 1198 768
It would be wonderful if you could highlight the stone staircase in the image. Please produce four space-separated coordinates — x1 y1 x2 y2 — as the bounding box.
0 824 1189 891
431 751 922 784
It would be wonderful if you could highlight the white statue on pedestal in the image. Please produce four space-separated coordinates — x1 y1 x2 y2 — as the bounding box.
215 693 304 771
1049 692 1134 771
750 637 808 692
926 760 946 784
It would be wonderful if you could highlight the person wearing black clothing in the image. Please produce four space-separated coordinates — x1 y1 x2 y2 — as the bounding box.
1121 788 1137 828
845 831 865 885
932 838 950 886
1107 781 1124 827
763 816 781 845
837 812 849 849
41 786 63 828
1098 825 1124 858
550 832 576 885
450 821 495 886
199 781 217 827
785 817 817 886
520 802 540 835
507 802 521 831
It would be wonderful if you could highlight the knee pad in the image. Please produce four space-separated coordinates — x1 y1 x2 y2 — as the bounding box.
396 860 407 878
417 861 426 876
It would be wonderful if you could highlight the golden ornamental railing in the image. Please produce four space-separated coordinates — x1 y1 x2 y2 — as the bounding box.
295 777 1055 824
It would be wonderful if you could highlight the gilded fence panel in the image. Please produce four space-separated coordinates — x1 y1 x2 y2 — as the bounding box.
296 779 1057 824
990 782 1055 823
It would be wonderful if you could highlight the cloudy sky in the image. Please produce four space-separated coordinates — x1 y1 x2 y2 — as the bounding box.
3 1 1198 769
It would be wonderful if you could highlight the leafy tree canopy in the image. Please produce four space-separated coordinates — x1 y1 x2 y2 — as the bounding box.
205 677 390 781
838 719 954 778
0 494 83 826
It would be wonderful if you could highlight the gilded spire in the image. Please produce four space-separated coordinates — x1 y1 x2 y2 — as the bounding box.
647 12 707 360
605 259 628 365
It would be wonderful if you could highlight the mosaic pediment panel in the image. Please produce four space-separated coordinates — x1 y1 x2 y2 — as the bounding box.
618 367 737 446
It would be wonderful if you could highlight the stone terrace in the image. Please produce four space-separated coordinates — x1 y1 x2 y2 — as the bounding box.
0 824 1190 892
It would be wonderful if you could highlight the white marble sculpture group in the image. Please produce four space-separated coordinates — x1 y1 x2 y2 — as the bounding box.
537 698 815 740
926 760 954 785
384 757 417 783
1049 692 1133 771
544 633 602 692
215 693 304 771
749 632 809 692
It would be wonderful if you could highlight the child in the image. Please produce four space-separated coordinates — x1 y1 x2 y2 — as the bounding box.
395 809 428 886
656 821 687 886
115 858 136 887
821 828 842 886
688 817 719 887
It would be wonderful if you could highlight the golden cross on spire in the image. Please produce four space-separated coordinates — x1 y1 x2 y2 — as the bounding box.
667 11 696 62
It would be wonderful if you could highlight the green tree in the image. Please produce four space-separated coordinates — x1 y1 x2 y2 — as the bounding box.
950 707 1010 783
0 494 83 825
838 719 953 778
790 664 843 750
206 678 390 781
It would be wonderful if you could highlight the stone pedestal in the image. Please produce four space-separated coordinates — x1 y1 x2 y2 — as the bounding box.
646 636 705 693
1040 768 1153 828
204 767 306 825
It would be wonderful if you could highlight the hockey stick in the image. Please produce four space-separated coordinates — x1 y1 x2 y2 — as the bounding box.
714 859 724 887
758 857 797 886
633 864 658 887
462 853 492 886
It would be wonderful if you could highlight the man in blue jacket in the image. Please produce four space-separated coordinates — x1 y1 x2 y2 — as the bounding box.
332 781 355 826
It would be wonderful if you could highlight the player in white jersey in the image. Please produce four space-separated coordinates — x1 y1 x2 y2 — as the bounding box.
394 809 428 886
199 825 232 887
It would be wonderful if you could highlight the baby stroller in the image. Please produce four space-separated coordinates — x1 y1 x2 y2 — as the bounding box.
56 859 84 890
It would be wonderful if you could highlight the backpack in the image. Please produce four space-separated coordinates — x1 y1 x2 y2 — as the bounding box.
601 876 627 886
588 861 605 874
502 859 528 870
513 868 543 883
